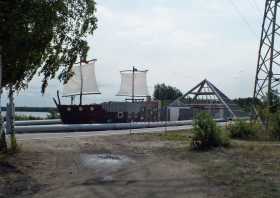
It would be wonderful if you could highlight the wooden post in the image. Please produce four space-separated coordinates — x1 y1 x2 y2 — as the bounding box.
79 60 83 105
71 96 74 105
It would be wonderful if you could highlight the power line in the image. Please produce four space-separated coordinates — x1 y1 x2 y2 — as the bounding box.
227 0 259 37
248 0 263 19
251 0 263 14
247 0 263 35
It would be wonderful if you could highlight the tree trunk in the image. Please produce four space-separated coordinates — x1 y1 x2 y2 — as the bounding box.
7 84 16 151
0 46 7 152
0 89 7 152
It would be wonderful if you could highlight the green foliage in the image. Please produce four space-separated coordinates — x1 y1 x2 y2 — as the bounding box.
227 120 260 140
270 90 280 112
268 112 280 141
46 111 60 119
15 114 42 121
0 115 7 153
153 83 183 101
191 112 230 150
14 112 59 121
0 0 97 92
233 97 259 113
0 130 7 153
159 132 190 141
258 89 280 113
255 106 280 141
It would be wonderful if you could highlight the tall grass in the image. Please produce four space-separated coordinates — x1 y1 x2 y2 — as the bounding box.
268 112 280 140
227 120 261 140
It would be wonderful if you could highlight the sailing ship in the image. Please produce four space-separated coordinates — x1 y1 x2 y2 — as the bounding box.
54 61 159 124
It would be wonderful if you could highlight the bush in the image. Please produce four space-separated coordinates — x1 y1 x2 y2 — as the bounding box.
15 114 41 121
227 120 260 140
191 112 230 150
268 112 280 140
46 111 60 119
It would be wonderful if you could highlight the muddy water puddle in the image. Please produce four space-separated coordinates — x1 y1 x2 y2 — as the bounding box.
80 154 134 171
80 154 135 183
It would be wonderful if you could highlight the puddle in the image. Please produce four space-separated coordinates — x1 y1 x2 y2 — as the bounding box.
80 153 134 171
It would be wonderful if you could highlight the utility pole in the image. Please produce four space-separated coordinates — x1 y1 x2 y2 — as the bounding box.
132 66 136 103
253 0 280 112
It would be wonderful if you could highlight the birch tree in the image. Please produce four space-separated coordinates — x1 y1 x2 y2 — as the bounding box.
0 0 97 152
0 46 7 152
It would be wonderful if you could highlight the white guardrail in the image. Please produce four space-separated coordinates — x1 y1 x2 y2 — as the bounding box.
13 119 229 134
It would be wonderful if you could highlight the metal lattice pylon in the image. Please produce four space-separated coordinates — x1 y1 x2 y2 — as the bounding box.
254 0 280 107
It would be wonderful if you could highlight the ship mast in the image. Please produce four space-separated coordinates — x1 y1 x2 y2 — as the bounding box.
62 58 100 104
117 66 149 102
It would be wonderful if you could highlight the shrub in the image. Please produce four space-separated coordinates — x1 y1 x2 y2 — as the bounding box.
227 120 260 140
15 114 41 121
47 111 60 119
268 112 280 140
191 112 230 150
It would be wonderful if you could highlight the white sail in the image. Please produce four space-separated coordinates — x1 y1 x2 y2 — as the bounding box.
63 61 100 97
117 70 149 97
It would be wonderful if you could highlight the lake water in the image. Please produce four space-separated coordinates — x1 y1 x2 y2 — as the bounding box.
2 111 49 118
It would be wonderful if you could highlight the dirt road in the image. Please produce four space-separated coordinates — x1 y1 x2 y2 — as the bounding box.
0 133 226 198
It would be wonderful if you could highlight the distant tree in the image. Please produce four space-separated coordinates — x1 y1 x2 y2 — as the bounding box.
0 0 97 152
153 83 183 101
251 89 280 112
233 97 255 113
267 90 280 112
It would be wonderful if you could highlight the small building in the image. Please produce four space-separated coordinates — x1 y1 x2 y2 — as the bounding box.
168 79 248 121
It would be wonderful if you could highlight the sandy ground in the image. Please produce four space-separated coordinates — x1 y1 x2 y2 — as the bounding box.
0 134 227 198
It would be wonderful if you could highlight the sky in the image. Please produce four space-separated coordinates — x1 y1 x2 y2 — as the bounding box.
3 0 265 107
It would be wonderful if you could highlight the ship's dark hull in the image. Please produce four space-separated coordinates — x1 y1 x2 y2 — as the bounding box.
57 101 159 124
57 104 128 124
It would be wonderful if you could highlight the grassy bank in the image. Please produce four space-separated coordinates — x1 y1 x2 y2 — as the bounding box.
189 141 280 197
151 130 280 198
0 130 279 197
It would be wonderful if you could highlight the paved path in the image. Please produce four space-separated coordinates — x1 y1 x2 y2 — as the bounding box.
15 125 193 141
15 122 228 141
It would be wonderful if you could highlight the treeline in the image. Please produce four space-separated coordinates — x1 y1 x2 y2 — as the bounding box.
153 83 183 101
232 97 255 113
153 83 259 113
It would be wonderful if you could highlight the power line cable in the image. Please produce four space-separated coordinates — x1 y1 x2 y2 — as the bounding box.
227 0 259 37
248 0 263 19
251 0 263 14
248 0 263 34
